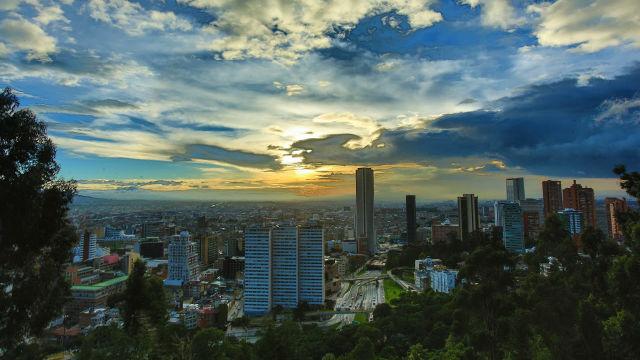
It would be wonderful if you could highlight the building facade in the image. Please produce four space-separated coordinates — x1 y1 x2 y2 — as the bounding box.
244 227 272 315
79 231 97 262
558 208 583 237
165 231 200 286
458 194 479 240
519 198 544 241
355 167 375 255
542 180 563 218
506 177 525 202
563 180 596 228
605 197 628 241
501 202 524 253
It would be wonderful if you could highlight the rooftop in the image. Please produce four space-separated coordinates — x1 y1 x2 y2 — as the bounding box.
71 275 128 292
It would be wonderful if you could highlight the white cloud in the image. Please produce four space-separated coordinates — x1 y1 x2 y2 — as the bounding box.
0 0 21 11
528 0 640 52
460 0 524 29
179 0 441 63
595 97 640 123
85 0 192 36
35 4 69 25
0 18 57 61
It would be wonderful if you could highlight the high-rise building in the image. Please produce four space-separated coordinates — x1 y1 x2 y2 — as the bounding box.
604 197 629 241
244 225 325 316
271 227 298 309
298 226 325 305
165 231 200 286
558 208 583 237
406 195 417 244
501 202 524 253
519 198 544 241
563 180 596 228
506 177 525 202
198 234 218 266
224 237 239 257
431 220 458 244
494 201 509 226
79 231 97 262
355 167 375 254
244 227 271 315
458 194 479 240
542 180 563 218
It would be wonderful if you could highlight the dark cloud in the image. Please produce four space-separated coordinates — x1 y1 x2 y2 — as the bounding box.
176 144 281 170
164 120 239 133
292 65 640 177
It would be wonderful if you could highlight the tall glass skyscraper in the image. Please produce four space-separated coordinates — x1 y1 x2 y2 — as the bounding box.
501 202 524 253
355 167 375 254
244 225 324 316
506 177 525 202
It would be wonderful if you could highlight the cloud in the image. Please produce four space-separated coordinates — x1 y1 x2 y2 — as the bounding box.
178 0 441 63
529 0 640 52
85 0 193 36
0 0 20 11
0 17 57 61
460 0 524 30
595 96 640 124
290 65 640 177
177 144 282 170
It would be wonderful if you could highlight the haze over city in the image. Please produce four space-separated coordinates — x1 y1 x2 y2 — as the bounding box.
2 0 639 201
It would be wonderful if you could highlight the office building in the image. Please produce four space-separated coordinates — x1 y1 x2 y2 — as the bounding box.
563 180 596 228
558 208 583 237
121 251 140 274
244 225 325 316
406 195 417 244
542 180 563 218
224 237 239 257
79 231 97 262
494 201 509 227
458 194 479 240
501 202 524 253
520 198 544 241
506 177 525 202
65 276 128 321
165 231 200 286
139 240 164 258
222 256 245 280
355 167 375 254
605 197 629 241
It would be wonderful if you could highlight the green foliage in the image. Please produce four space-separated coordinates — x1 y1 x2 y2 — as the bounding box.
383 279 404 304
0 88 77 352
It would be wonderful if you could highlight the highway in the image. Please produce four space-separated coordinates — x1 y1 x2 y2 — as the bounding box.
324 270 385 327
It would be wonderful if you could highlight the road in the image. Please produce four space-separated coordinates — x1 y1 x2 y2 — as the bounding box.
324 270 385 327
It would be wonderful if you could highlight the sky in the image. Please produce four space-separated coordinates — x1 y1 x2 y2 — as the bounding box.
1 0 639 202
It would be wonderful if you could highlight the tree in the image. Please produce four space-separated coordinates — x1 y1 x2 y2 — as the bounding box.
0 88 77 352
123 260 147 333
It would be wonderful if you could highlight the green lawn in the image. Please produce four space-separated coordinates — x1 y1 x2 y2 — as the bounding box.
383 279 405 304
400 271 415 284
354 312 368 323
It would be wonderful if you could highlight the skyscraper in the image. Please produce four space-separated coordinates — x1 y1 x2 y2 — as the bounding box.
355 167 375 254
165 231 200 286
79 231 97 262
406 195 417 244
244 227 271 315
563 180 596 228
604 197 628 241
501 202 524 253
494 201 509 227
542 180 563 218
458 194 479 240
506 177 525 202
244 225 325 316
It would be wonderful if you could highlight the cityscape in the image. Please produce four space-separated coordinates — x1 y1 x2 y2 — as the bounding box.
2 0 640 359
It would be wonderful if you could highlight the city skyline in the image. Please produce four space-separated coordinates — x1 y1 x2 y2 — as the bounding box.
1 0 639 201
